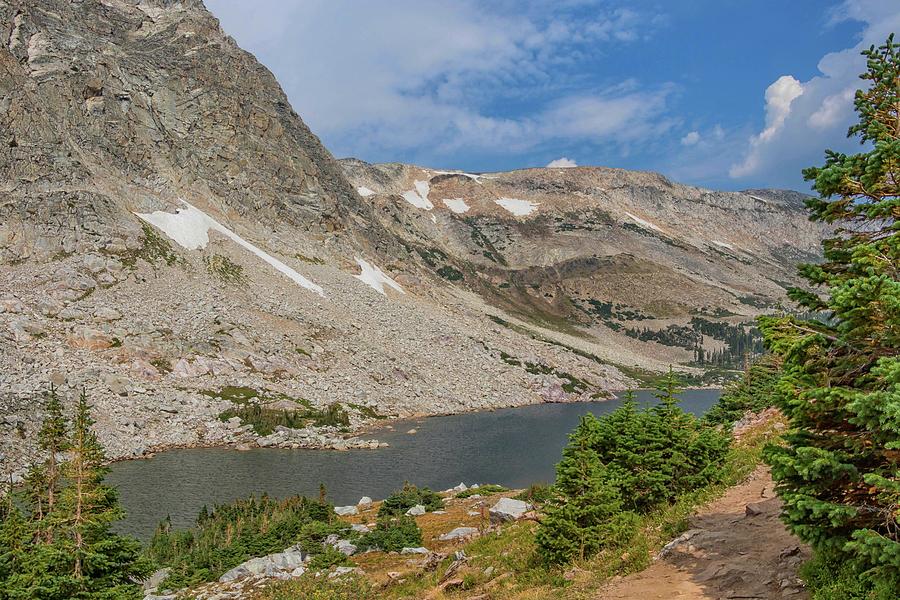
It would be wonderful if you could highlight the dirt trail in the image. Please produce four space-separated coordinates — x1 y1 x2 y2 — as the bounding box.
598 465 809 599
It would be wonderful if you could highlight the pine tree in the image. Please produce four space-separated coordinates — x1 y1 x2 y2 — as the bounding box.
536 415 631 564
39 385 69 520
0 492 31 593
50 390 152 598
761 35 900 589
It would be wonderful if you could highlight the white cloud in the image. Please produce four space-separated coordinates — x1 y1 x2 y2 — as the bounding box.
547 157 577 168
808 87 856 129
728 0 900 184
206 0 671 163
729 75 804 177
680 131 700 146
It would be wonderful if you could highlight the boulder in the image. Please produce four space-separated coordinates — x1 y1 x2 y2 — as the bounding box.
142 567 171 591
93 306 122 322
489 498 531 523
334 539 357 556
405 504 426 516
357 496 373 507
401 547 429 554
68 326 112 350
218 547 307 582
334 505 359 516
438 527 478 541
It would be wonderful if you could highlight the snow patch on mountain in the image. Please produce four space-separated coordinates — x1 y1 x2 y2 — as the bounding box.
354 258 404 296
443 198 471 214
495 197 538 216
136 201 324 295
401 180 434 209
625 211 663 233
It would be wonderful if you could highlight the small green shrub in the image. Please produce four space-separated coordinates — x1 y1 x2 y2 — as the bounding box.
536 374 731 564
312 403 350 428
378 483 444 517
456 484 508 498
514 484 553 504
356 516 423 552
800 551 899 600
137 223 180 266
147 494 336 588
308 545 352 571
703 354 780 426
209 385 349 434
436 265 464 281
204 254 245 283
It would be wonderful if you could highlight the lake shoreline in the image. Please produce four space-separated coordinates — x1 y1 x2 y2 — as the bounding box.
104 386 721 466
107 389 723 541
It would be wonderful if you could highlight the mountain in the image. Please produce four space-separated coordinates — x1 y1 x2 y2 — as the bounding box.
0 0 825 478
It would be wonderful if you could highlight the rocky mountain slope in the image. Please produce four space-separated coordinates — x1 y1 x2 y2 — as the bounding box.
0 0 826 479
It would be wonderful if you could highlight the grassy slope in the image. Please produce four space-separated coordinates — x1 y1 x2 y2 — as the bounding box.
255 416 784 600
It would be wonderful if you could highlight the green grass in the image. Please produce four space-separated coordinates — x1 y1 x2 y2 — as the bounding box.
121 223 181 267
256 572 374 600
204 254 245 283
345 403 385 420
204 386 350 435
456 484 508 498
499 351 592 394
147 494 337 589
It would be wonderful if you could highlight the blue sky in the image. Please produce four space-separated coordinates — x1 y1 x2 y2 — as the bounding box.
206 0 900 191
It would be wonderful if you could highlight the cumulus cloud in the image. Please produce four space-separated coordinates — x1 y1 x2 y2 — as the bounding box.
729 75 804 177
547 157 578 168
206 0 671 165
680 131 700 146
728 0 900 185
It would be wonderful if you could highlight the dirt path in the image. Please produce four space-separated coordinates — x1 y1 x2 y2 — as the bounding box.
598 465 809 599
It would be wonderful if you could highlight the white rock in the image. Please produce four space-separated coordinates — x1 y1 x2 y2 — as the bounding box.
438 527 478 541
357 496 373 507
93 306 122 322
405 504 426 516
401 547 429 554
489 497 531 523
334 505 358 516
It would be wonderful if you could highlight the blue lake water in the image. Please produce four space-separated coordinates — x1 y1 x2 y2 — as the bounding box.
107 389 721 540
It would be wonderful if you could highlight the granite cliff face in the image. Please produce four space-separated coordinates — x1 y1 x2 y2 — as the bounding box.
0 0 825 478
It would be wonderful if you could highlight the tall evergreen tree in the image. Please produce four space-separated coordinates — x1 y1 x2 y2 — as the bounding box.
39 386 68 521
761 35 900 589
536 414 631 564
